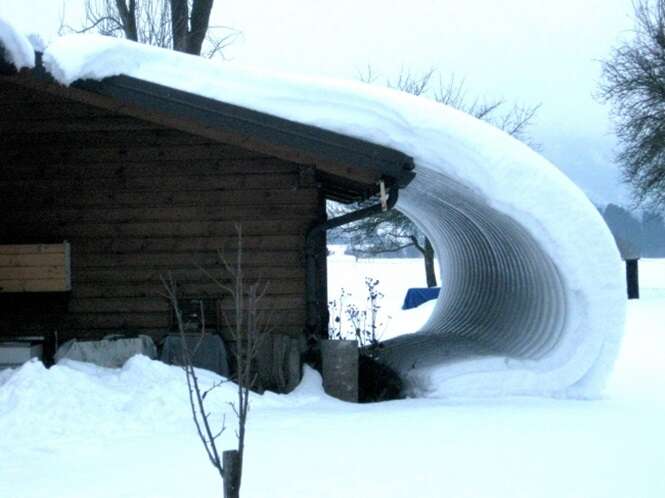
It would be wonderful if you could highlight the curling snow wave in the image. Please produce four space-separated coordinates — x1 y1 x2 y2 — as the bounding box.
5 24 626 398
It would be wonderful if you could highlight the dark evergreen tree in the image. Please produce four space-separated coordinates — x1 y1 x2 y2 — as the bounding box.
642 211 665 257
602 203 643 258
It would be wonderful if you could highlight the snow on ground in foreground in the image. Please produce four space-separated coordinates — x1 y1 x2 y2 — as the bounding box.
0 259 663 498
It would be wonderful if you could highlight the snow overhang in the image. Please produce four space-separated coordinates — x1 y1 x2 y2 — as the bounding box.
0 19 35 74
0 21 627 398
0 52 414 204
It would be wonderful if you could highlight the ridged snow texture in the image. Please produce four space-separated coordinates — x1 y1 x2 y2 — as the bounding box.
12 29 628 398
380 170 569 396
379 156 626 398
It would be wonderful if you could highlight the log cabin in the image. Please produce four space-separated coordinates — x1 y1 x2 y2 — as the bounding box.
0 49 414 390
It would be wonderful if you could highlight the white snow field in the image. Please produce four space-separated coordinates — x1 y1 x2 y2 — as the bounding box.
0 259 663 498
0 23 622 398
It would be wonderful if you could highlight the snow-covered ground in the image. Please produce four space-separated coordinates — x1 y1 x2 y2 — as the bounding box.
0 258 663 498
326 245 437 340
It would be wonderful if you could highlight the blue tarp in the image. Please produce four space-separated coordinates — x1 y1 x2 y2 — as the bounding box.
402 287 441 310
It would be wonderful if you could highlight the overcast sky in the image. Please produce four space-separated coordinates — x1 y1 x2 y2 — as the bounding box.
0 0 638 205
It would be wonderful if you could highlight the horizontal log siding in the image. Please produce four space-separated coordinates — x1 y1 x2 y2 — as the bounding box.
0 82 322 342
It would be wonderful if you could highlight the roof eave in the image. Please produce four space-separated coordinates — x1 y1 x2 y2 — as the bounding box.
2 48 416 197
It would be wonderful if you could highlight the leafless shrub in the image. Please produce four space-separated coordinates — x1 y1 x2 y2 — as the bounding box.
162 225 270 497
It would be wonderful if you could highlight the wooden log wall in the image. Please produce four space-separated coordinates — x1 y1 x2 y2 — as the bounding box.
0 81 323 344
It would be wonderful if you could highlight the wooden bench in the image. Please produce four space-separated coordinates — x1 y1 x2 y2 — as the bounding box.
0 242 71 293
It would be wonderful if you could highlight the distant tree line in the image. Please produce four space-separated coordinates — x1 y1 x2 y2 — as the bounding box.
600 204 665 258
330 204 665 264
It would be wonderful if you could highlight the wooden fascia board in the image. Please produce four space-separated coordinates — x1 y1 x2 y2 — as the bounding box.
3 68 414 191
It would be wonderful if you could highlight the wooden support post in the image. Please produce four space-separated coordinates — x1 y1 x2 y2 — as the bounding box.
223 450 241 498
626 258 640 300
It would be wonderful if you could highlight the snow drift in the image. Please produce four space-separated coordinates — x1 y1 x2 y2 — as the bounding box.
0 22 626 397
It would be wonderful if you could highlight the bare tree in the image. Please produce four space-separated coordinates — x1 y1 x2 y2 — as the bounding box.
600 0 665 208
332 68 540 287
431 73 540 144
162 226 269 498
330 205 439 287
61 0 238 58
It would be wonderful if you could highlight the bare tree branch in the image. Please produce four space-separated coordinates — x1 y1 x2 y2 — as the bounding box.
115 0 138 41
600 0 665 208
62 0 237 58
163 224 271 496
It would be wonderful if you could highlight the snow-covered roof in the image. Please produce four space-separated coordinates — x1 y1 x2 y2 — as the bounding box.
0 19 34 71
0 19 626 398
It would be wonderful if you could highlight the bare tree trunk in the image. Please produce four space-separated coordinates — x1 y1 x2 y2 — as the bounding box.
170 0 215 55
169 0 189 52
223 450 241 498
188 0 215 54
115 0 138 41
424 237 437 287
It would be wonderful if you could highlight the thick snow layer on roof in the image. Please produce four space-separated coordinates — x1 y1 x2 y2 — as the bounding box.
38 32 626 398
0 18 34 70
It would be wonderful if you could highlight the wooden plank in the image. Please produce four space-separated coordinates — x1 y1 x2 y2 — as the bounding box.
0 220 309 240
71 266 304 283
0 116 160 133
72 250 302 269
1 129 222 147
52 326 302 342
0 101 125 119
73 279 304 298
55 220 310 238
68 298 169 314
64 312 170 330
0 242 71 292
0 244 65 255
64 309 305 329
0 173 300 193
2 144 280 164
0 266 66 280
67 295 304 313
0 159 300 181
2 205 317 224
72 235 303 254
0 80 79 102
0 279 69 293
0 188 318 209
0 253 66 267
